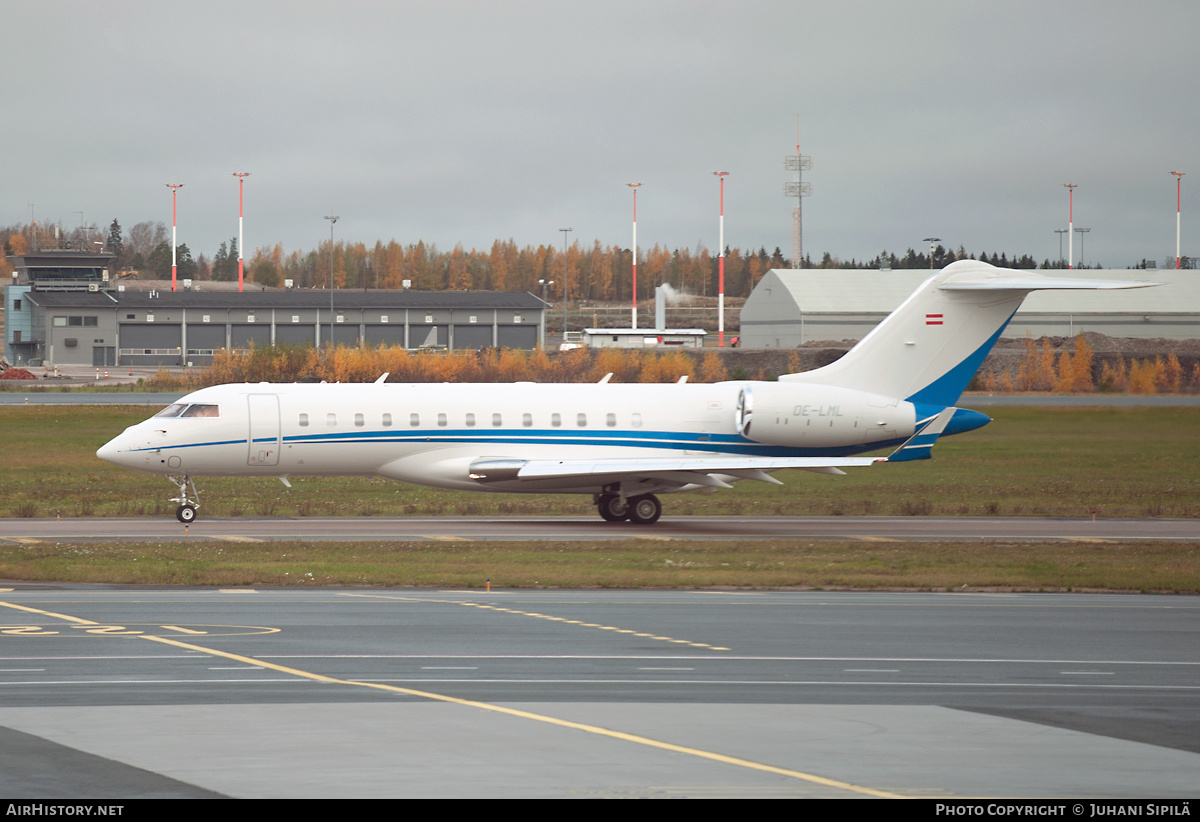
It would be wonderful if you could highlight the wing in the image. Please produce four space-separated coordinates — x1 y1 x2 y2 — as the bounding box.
468 454 884 490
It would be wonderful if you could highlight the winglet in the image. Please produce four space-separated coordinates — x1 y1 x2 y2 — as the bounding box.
887 406 957 462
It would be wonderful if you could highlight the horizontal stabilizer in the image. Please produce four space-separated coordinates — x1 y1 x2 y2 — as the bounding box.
940 277 1157 291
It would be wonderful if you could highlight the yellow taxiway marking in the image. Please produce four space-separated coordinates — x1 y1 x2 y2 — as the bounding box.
454 601 730 651
0 597 903 798
338 593 732 651
0 601 98 625
423 535 469 541
218 589 258 594
4 538 45 545
161 625 208 635
855 535 901 542
211 536 263 543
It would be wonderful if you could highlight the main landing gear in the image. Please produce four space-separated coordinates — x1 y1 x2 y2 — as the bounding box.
595 493 661 525
169 475 200 523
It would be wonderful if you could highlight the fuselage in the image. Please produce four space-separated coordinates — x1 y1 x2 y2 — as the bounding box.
97 380 925 495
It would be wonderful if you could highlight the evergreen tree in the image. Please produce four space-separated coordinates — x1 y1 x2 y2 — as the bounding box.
106 219 124 267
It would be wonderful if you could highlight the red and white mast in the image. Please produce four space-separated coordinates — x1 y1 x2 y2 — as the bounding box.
233 172 250 291
1171 171 1185 270
627 183 641 329
1064 183 1077 269
714 171 729 346
166 184 183 291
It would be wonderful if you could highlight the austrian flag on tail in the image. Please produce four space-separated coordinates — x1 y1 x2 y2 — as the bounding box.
925 313 944 325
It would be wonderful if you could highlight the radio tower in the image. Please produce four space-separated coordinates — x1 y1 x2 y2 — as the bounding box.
783 122 811 268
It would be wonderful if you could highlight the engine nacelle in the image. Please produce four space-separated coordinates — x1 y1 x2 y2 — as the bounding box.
735 383 914 448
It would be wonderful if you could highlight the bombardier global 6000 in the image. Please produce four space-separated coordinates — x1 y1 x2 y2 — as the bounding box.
97 262 1151 524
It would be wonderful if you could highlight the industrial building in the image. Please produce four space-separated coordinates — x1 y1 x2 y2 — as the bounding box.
5 251 547 367
741 268 1198 348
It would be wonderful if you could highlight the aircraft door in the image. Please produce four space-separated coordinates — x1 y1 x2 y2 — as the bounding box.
247 394 281 467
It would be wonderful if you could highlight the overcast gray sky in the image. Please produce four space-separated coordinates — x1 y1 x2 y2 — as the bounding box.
6 0 1198 269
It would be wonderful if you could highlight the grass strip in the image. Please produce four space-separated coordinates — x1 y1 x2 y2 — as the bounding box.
1 539 1197 593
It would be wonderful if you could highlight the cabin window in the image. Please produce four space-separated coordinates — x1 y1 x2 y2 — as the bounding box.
577 413 587 427
606 413 616 427
465 413 475 427
551 413 561 428
410 413 420 427
327 413 337 427
355 413 365 427
382 413 392 427
492 413 502 427
522 413 532 427
631 413 643 429
438 412 447 427
299 413 309 427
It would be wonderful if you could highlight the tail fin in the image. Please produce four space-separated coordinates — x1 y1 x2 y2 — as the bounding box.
780 261 1154 406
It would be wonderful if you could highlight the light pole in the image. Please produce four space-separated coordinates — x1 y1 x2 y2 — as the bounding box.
714 171 729 347
325 212 338 348
233 173 250 291
923 237 941 270
166 184 183 292
1172 171 1185 270
1074 227 1090 268
1064 184 1077 269
627 183 641 329
560 227 573 343
1055 228 1069 267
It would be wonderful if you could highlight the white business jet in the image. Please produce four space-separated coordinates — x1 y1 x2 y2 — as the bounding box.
96 262 1151 524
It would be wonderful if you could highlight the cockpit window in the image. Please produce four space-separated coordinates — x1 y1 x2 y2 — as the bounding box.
181 404 220 418
155 403 220 418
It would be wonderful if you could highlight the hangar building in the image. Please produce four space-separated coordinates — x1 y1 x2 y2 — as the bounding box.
740 268 1197 348
4 251 547 367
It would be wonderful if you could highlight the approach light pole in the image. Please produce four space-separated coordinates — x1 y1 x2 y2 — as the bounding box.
233 173 250 291
166 184 183 292
1064 184 1077 269
560 227 573 344
923 237 941 270
1171 171 1185 270
325 212 338 347
627 183 641 329
714 171 729 347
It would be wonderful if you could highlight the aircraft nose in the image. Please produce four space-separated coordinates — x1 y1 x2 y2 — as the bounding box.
96 436 126 465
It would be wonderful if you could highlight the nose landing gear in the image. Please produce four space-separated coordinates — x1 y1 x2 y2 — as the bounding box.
169 475 200 523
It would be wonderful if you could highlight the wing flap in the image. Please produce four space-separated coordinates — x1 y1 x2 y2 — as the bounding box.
509 455 882 483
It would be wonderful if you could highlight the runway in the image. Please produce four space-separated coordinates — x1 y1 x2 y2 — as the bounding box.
0 587 1196 798
2 514 1198 544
